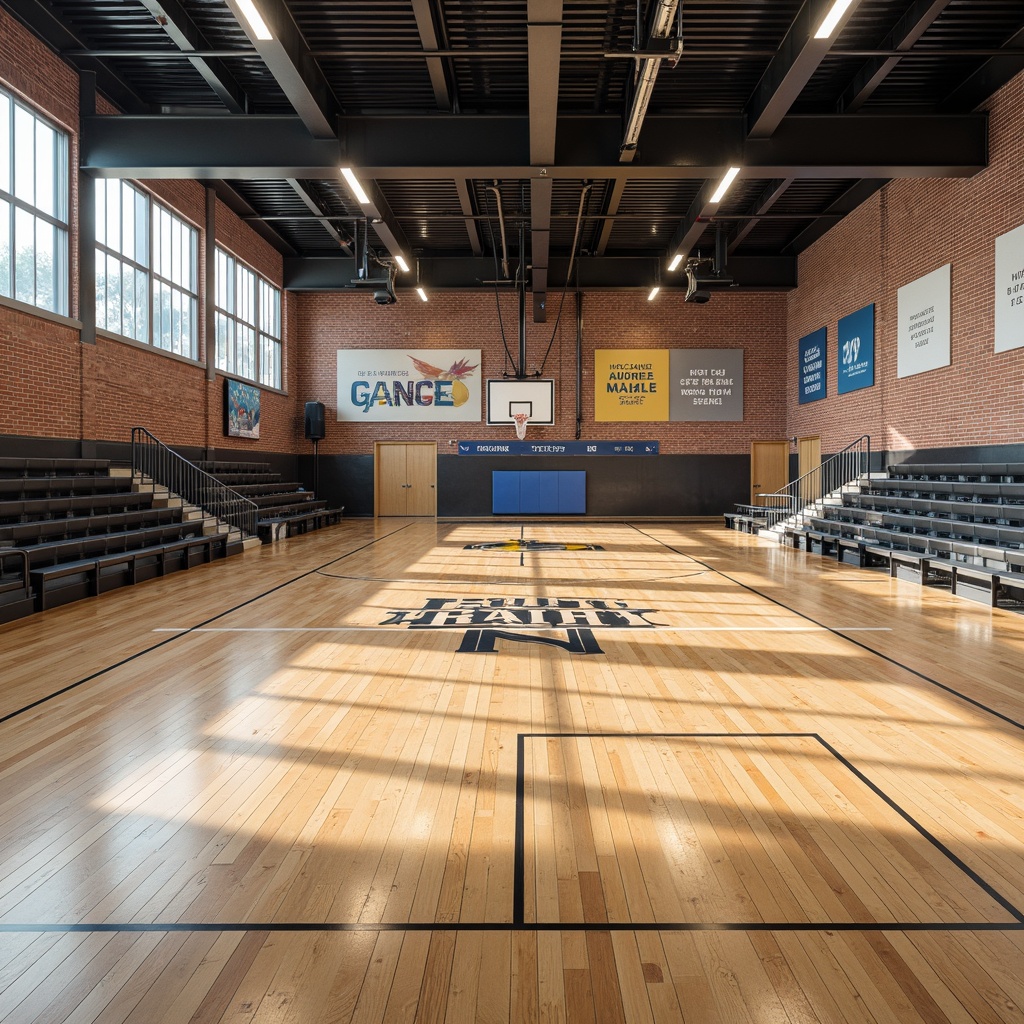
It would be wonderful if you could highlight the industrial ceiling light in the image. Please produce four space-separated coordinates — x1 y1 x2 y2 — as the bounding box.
667 253 683 272
416 287 429 302
814 0 855 39
709 166 741 204
340 167 370 205
234 0 272 40
647 286 661 301
395 255 410 273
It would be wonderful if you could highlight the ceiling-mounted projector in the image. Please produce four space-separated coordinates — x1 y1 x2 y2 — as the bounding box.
684 267 711 304
373 288 396 305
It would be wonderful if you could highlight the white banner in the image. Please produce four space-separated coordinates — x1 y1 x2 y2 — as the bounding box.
336 349 482 421
897 263 951 378
995 222 1024 353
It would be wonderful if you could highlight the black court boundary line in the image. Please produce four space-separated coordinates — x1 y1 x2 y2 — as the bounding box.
512 731 1024 929
629 523 1024 734
0 523 415 727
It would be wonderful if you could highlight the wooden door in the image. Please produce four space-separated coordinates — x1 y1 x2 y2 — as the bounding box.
374 442 437 516
750 440 789 506
797 435 821 503
405 443 437 516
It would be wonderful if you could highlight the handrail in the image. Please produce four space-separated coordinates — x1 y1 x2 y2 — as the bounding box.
1 548 31 597
131 427 258 539
751 434 871 530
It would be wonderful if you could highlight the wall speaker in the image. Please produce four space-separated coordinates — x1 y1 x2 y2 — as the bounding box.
304 401 325 441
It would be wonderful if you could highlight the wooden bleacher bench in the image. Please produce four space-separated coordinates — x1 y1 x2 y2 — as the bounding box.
30 532 229 611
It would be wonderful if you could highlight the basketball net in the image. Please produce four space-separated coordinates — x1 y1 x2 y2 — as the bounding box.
512 412 530 440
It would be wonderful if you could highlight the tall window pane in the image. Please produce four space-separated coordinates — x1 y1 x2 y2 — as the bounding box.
215 248 281 388
0 88 69 315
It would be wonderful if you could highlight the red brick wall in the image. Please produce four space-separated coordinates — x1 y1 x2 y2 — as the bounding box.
296 287 788 456
788 70 1024 454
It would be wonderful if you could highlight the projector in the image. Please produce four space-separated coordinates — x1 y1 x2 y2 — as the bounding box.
373 289 396 305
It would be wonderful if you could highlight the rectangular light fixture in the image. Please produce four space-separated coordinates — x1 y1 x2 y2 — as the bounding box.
647 286 660 301
814 0 854 39
709 166 741 204
340 167 370 205
416 287 429 302
668 254 683 272
234 0 272 40
395 255 410 273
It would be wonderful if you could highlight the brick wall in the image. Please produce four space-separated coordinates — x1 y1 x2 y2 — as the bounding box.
296 287 788 456
788 70 1024 454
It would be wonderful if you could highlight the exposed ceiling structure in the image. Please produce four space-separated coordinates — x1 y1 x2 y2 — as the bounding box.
6 0 1022 318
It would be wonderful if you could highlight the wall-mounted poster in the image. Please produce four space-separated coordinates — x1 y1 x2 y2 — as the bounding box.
798 327 827 404
837 303 875 394
995 222 1024 353
336 349 482 421
897 263 951 378
225 379 261 439
594 349 670 421
669 349 744 421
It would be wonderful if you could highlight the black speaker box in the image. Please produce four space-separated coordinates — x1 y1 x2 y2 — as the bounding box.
304 401 326 441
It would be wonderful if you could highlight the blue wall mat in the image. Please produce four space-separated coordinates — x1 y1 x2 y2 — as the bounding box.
557 471 586 513
492 471 520 513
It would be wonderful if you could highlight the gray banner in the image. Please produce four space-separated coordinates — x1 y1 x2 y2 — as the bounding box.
669 349 744 421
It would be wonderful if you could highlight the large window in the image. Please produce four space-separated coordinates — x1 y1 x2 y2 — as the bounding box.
95 180 198 357
0 88 69 315
215 248 282 389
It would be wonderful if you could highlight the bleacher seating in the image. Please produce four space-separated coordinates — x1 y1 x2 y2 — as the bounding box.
0 457 237 619
196 459 343 540
774 462 1024 609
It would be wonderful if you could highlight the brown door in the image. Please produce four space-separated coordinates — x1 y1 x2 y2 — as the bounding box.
374 442 437 516
797 435 822 503
750 440 790 506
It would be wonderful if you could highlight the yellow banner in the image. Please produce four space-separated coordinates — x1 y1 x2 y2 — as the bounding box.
594 349 670 421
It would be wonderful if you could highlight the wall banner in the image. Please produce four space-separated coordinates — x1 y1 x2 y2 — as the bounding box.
669 349 744 421
594 349 670 421
995 222 1024 353
798 328 827 404
837 304 875 395
897 263 951 378
336 349 482 421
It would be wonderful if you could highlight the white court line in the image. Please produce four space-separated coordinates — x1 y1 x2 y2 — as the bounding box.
153 626 893 634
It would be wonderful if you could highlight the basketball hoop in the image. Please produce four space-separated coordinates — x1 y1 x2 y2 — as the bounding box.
512 412 530 440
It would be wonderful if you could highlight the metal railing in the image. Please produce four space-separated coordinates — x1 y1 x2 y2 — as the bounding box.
131 427 258 539
752 434 872 530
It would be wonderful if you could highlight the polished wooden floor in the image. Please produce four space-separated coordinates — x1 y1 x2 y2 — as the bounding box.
2 519 1024 1023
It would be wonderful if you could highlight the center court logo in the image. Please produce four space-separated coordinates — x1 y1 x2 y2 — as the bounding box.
379 597 661 655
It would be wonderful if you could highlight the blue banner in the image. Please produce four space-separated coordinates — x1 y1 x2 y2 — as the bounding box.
798 327 827 404
838 303 875 394
457 440 659 456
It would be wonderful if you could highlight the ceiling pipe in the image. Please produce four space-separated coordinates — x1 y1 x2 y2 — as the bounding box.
620 0 680 162
486 182 510 279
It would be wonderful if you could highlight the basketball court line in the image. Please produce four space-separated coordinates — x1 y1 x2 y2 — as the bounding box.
629 523 1024 734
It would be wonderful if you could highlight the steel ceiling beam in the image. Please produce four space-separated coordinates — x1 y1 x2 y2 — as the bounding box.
410 0 453 111
665 178 721 263
595 179 626 255
838 0 951 113
746 0 864 138
136 0 248 114
455 179 483 256
207 180 297 256
527 0 563 321
82 114 986 180
943 24 1024 113
284 254 796 291
285 179 352 254
1 0 148 113
727 178 794 253
221 0 337 139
